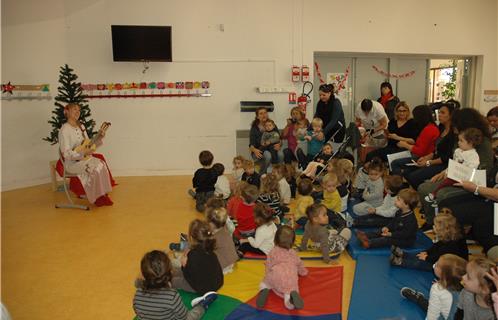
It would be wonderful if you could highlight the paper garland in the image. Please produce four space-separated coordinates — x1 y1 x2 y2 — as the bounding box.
1 82 51 100
372 65 416 79
81 81 211 98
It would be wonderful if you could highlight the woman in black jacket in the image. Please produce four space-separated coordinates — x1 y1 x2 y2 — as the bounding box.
314 84 345 143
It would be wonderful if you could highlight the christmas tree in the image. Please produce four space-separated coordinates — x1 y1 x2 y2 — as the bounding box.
43 64 96 144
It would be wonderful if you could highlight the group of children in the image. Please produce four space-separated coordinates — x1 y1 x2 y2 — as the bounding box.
132 106 498 319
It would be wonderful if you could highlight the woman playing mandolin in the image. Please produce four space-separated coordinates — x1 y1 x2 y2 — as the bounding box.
58 103 115 206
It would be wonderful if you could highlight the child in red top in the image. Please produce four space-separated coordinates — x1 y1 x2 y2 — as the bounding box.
235 183 259 238
227 181 248 219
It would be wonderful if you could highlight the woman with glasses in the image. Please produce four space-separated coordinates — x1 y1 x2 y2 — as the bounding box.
314 84 345 145
365 101 418 163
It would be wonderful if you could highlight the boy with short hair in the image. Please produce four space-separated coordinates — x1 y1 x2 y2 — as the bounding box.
241 159 261 189
189 150 217 212
235 184 260 238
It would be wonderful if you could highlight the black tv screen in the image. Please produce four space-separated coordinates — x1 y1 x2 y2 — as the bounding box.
111 25 172 62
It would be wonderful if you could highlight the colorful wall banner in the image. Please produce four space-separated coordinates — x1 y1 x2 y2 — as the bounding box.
80 81 211 98
1 82 51 100
372 65 416 79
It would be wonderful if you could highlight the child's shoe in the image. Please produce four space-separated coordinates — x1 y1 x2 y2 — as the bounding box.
424 193 435 203
191 291 218 309
390 245 404 258
400 287 425 304
188 189 196 199
389 254 402 266
256 288 270 308
356 230 370 248
290 291 304 309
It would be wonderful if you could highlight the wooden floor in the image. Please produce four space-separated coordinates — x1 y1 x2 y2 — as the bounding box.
1 176 355 320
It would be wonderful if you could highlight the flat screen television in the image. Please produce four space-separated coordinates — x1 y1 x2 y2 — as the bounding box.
111 25 172 62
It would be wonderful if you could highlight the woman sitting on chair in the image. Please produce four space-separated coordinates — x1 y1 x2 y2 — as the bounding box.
57 103 115 206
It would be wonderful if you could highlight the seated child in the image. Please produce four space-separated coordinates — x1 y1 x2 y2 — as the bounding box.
234 184 259 238
260 119 281 164
391 208 468 270
351 160 371 200
304 117 325 163
213 163 230 200
227 181 247 220
321 173 346 231
293 178 315 227
400 254 467 320
257 173 283 220
256 226 308 310
425 128 482 207
206 197 235 235
299 204 352 263
241 159 261 189
171 219 224 295
133 250 217 320
301 143 334 179
283 163 297 199
232 155 245 182
239 203 277 255
356 188 418 249
353 158 385 216
206 207 238 274
354 175 403 228
272 164 291 207
454 257 496 319
189 150 217 212
332 158 354 212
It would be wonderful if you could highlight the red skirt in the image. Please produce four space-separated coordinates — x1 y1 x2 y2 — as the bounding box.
56 153 117 198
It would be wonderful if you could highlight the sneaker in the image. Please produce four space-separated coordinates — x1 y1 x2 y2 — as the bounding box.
191 291 218 309
180 233 188 242
356 231 370 249
431 201 438 208
256 288 270 308
390 254 402 266
290 291 304 309
169 242 182 251
390 245 404 258
424 193 435 203
188 189 196 199
400 287 425 303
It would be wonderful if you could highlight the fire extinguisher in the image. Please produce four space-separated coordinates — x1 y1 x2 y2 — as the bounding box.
288 92 297 104
301 65 310 82
297 81 313 112
291 65 301 82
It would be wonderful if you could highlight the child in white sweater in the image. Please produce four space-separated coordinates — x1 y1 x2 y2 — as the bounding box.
213 163 231 200
353 159 385 216
353 175 403 227
239 203 277 255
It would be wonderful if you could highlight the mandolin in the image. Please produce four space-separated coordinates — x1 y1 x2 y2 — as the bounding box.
74 122 111 161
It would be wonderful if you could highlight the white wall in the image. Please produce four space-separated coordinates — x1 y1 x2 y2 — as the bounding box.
2 0 497 190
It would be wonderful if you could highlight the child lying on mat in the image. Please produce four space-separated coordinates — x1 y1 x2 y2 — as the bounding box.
238 203 277 256
356 188 418 249
400 254 467 320
133 250 218 320
353 175 403 228
257 225 308 310
299 203 351 264
390 208 468 271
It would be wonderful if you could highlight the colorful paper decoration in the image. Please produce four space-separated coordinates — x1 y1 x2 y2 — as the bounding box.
372 65 416 79
1 82 51 100
80 80 212 99
315 63 350 93
314 62 326 84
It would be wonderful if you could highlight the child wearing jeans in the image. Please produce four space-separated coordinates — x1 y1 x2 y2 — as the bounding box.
426 128 482 206
356 188 418 249
257 226 308 310
400 254 467 320
234 184 259 238
299 204 352 263
133 250 217 320
260 119 281 164
242 159 261 189
171 219 224 295
353 175 403 228
239 203 278 255
206 207 238 275
189 150 217 212
454 257 496 319
353 159 385 216
391 208 468 270
213 163 231 200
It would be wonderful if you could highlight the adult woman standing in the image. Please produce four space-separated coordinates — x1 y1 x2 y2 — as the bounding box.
58 103 114 206
249 107 283 174
314 84 345 144
377 82 400 121
390 105 439 175
403 103 456 189
417 108 494 229
365 101 418 163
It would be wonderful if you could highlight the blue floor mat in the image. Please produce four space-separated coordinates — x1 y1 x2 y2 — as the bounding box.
348 255 434 320
347 228 433 260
